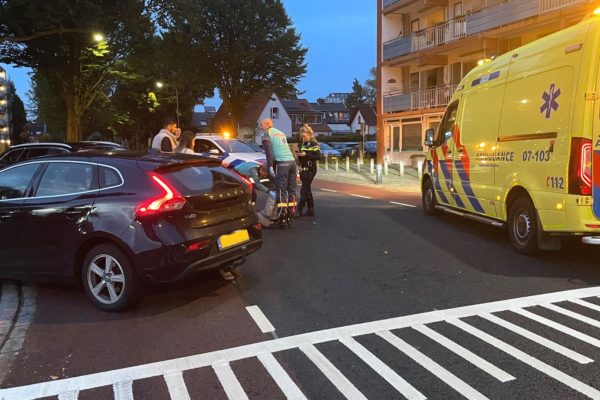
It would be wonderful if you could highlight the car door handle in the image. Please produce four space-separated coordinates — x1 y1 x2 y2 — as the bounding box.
63 206 91 219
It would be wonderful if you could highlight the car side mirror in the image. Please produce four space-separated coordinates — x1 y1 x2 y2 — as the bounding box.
209 149 220 155
424 128 435 147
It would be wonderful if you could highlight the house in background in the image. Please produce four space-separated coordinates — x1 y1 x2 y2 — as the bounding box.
282 98 331 137
311 102 351 135
212 92 291 142
378 0 595 166
190 106 217 132
349 104 377 136
322 92 350 104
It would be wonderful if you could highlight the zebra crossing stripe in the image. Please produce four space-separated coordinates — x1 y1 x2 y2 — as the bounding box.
378 330 489 400
569 298 600 313
300 343 367 400
256 353 307 400
412 324 515 383
542 303 600 329
448 318 600 400
163 371 190 400
213 361 249 400
339 336 426 400
512 308 600 349
479 313 593 364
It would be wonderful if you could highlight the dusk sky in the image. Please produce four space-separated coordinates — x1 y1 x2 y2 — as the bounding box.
2 0 376 112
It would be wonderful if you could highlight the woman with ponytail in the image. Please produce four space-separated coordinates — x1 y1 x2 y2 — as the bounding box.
296 124 321 217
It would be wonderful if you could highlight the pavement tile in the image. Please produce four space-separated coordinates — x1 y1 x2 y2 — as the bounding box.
22 298 37 308
8 325 29 339
18 305 36 317
1 337 25 354
13 314 34 327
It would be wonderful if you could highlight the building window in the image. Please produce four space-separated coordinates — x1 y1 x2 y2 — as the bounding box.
402 124 422 151
270 107 279 119
411 19 419 33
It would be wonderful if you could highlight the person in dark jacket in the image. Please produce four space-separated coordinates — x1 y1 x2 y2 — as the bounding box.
296 124 321 217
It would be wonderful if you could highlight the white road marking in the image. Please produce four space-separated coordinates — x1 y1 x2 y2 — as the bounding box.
569 298 600 313
349 194 372 199
6 287 600 400
412 324 515 382
257 353 308 400
320 188 338 193
448 318 600 399
113 380 133 400
57 391 79 400
512 308 600 349
390 201 417 208
339 336 426 400
542 303 600 329
480 313 593 364
163 370 190 400
245 305 276 334
299 343 367 400
213 361 249 400
378 330 488 400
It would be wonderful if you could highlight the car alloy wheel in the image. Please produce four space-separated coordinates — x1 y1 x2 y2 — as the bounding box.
87 254 126 305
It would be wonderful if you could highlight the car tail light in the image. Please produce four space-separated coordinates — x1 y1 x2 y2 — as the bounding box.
569 138 592 196
136 173 187 217
231 170 253 193
185 239 210 253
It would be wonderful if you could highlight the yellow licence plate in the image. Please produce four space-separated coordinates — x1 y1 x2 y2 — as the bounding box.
217 229 250 251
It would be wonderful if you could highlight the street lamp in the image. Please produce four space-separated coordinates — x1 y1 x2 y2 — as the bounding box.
155 81 179 127
93 33 105 42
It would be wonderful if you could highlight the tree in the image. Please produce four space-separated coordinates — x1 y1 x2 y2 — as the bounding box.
0 0 154 141
345 79 367 110
156 0 307 136
364 67 377 106
6 81 26 143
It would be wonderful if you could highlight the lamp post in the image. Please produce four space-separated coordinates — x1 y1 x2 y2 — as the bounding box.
155 81 180 127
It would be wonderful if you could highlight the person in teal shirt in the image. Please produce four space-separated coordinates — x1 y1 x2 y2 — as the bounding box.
233 161 271 203
260 118 297 204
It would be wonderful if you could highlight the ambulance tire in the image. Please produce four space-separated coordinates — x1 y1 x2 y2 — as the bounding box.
422 179 438 215
507 197 541 255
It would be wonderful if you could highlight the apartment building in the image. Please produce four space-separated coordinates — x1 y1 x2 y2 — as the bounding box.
378 0 595 166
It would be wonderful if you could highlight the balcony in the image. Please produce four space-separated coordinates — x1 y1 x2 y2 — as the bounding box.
384 85 458 113
383 0 592 61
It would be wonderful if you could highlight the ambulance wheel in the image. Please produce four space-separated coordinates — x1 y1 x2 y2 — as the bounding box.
422 179 438 215
507 197 540 255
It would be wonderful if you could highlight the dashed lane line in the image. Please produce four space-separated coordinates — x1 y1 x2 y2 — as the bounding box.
349 193 372 199
319 187 418 208
390 201 417 208
320 188 338 193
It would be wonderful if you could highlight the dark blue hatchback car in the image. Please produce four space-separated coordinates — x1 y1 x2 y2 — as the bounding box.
0 151 262 311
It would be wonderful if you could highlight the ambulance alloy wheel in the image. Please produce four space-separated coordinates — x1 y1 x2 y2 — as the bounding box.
422 179 438 215
507 197 541 255
81 244 141 311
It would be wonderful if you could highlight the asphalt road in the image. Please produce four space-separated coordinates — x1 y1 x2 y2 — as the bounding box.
3 180 600 399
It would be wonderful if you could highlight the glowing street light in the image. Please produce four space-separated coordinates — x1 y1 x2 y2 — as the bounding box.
93 33 105 42
155 81 164 89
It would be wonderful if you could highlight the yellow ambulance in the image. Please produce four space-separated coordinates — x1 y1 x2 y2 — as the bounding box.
421 8 600 255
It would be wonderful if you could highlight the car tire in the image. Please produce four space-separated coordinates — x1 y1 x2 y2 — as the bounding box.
507 196 541 255
422 178 438 215
81 244 142 312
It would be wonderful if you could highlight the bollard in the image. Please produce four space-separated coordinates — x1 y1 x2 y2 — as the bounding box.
417 160 423 177
335 157 339 171
357 158 361 172
370 158 374 174
325 156 329 171
384 159 389 176
400 161 405 177
346 156 350 173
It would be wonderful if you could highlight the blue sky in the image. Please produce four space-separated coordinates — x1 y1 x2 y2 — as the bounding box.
2 0 376 111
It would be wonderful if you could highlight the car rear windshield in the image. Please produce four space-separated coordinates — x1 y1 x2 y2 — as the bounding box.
159 165 241 195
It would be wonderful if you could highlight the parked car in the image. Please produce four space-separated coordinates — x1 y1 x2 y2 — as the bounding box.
364 141 377 157
319 142 342 158
329 142 358 158
0 152 262 311
195 135 266 167
0 141 126 169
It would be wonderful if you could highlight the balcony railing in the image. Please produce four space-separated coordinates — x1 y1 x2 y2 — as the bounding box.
411 17 466 52
383 85 458 113
383 0 592 61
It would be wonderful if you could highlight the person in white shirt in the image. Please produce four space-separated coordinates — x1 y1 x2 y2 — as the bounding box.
174 131 196 154
151 117 181 152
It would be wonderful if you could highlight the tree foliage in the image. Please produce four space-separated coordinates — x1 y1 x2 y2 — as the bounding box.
155 0 307 136
0 0 154 141
6 81 26 143
345 68 377 110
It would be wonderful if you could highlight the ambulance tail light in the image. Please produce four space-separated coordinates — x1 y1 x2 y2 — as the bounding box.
568 138 592 196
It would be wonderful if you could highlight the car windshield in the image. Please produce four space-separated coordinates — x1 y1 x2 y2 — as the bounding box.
215 140 255 153
320 143 334 150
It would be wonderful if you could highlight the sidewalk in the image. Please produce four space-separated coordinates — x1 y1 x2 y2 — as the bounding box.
312 161 420 193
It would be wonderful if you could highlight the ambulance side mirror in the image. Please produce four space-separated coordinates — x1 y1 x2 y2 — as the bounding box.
424 128 435 147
